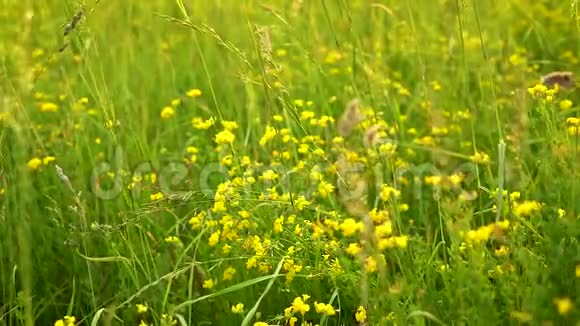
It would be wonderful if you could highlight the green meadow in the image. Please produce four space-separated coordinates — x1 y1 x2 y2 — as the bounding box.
1 0 579 325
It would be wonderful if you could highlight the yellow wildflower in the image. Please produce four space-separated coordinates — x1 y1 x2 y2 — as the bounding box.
186 88 202 97
448 173 463 186
553 297 573 315
187 146 199 154
171 98 181 107
221 154 233 166
369 209 389 224
223 267 236 281
32 48 45 58
425 175 443 186
380 185 401 201
43 156 56 165
394 235 408 248
160 106 175 119
246 256 258 269
365 256 377 273
161 314 176 325
192 117 215 129
513 200 542 217
379 143 397 156
340 218 362 237
375 222 393 238
27 158 42 170
260 126 278 147
527 83 548 97
221 120 239 131
136 303 148 313
294 196 310 211
260 170 279 181
355 306 367 323
567 117 580 126
560 99 573 110
273 216 284 233
40 102 58 112
208 231 221 247
558 209 566 218
465 225 494 244
164 236 181 245
214 129 235 145
314 302 335 316
300 110 315 120
470 152 490 164
202 279 215 289
496 220 510 229
212 200 226 213
509 53 525 65
346 243 361 256
317 181 335 198
150 192 164 201
189 214 204 229
54 316 76 326
294 99 305 107
291 295 310 315
231 303 244 314
495 246 510 256
430 80 442 91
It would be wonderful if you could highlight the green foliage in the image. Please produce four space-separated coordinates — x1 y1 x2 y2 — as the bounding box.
0 0 579 325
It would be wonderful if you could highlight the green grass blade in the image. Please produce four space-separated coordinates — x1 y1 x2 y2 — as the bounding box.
241 258 285 326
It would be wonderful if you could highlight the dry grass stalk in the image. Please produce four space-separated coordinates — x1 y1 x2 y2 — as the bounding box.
338 99 365 137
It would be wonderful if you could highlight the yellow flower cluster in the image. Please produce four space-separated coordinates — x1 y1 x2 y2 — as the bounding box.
355 306 367 322
192 117 215 130
465 220 510 244
527 83 558 102
54 316 76 326
314 301 335 315
553 297 573 316
283 258 303 283
425 173 464 188
186 88 202 97
512 200 543 217
27 156 56 170
567 117 580 136
470 151 490 164
379 185 401 201
231 303 244 314
160 106 175 120
214 129 235 145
